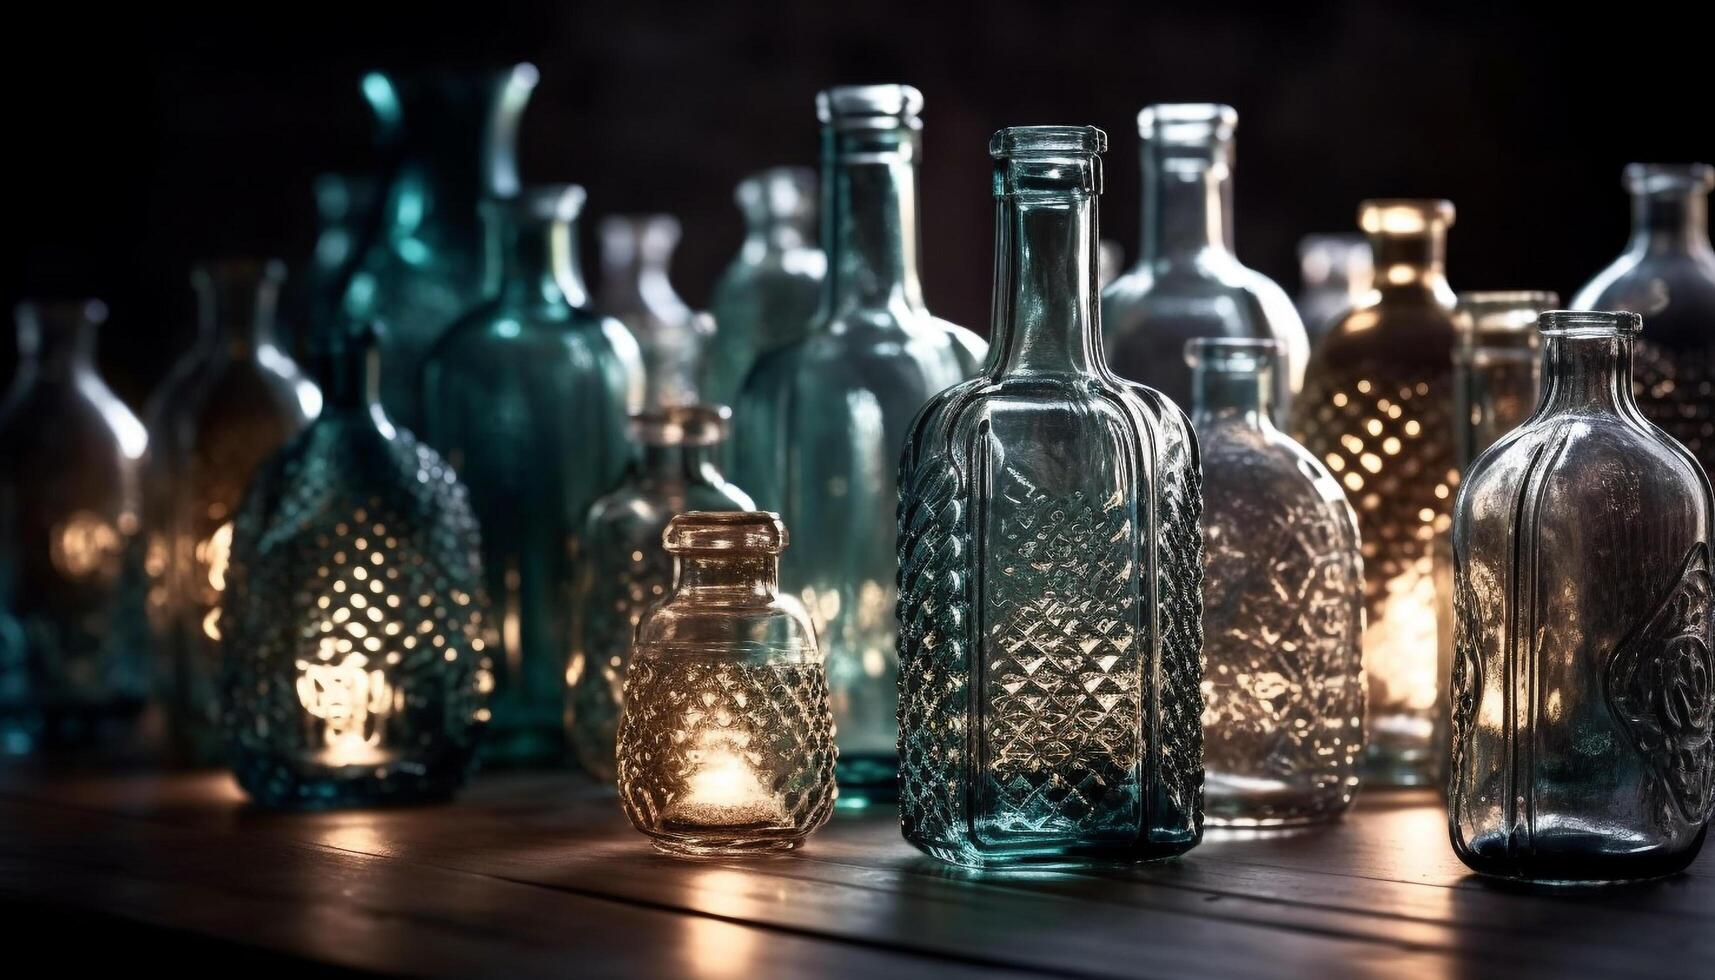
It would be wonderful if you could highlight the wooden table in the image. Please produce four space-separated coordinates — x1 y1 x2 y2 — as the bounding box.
1 769 1707 977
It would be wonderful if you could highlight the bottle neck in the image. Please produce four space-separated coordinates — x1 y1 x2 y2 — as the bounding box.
1628 186 1713 257
636 442 721 482
1536 332 1638 417
491 217 588 309
196 273 279 355
18 321 97 380
1192 364 1274 430
744 206 815 255
988 188 1101 377
672 553 779 605
820 128 926 319
321 341 384 415
1141 153 1231 262
600 223 681 318
1369 227 1452 299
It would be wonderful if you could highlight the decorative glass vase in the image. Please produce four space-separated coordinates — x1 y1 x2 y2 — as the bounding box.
1296 234 1373 343
704 168 826 411
1449 310 1713 882
1572 163 1715 476
221 324 491 808
600 214 713 410
339 64 538 429
616 511 836 855
897 126 1204 867
0 301 150 754
1102 104 1308 421
1289 199 1462 787
569 406 755 780
1188 338 1364 827
144 260 322 764
420 186 640 767
733 85 971 802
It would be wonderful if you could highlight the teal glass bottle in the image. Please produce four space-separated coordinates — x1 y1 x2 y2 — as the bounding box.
600 214 713 410
569 406 754 780
421 186 641 767
734 85 971 801
291 173 379 363
340 65 538 429
898 127 1204 867
0 301 151 754
221 324 491 808
704 168 826 411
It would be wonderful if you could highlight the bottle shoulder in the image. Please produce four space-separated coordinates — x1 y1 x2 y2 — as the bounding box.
738 312 965 399
1200 421 1354 524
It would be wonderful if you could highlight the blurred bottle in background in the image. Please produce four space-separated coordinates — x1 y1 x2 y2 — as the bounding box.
601 214 714 411
1296 234 1373 345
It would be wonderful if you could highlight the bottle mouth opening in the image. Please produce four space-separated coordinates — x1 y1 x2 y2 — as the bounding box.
816 84 924 131
1183 337 1281 372
14 299 109 331
1137 103 1237 144
192 258 287 288
1537 310 1643 337
989 126 1107 159
1623 162 1714 195
1359 199 1455 235
630 405 730 447
664 511 788 556
488 185 587 223
735 167 817 218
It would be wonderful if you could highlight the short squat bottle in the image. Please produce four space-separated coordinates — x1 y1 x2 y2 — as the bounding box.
1450 310 1713 882
600 214 713 410
898 127 1204 867
569 406 755 780
616 512 836 855
1188 338 1364 827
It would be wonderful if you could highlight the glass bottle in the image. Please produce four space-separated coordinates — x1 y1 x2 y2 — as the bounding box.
616 511 836 855
898 126 1203 867
420 186 641 767
1449 310 1713 882
1572 163 1715 476
144 260 322 764
600 214 714 410
1296 234 1373 343
291 173 379 363
1102 104 1308 421
1289 199 1462 787
340 64 538 429
221 324 491 808
1188 338 1364 827
704 168 826 411
0 301 150 754
569 406 755 780
733 85 971 802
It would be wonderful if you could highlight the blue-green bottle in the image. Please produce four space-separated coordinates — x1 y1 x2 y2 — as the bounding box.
420 186 640 767
733 85 972 802
898 127 1204 867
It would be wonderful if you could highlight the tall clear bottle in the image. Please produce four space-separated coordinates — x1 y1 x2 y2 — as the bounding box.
1188 338 1364 827
734 85 972 801
1102 104 1307 420
898 127 1203 867
600 214 713 410
421 186 641 766
145 260 322 764
0 301 150 754
1450 310 1713 882
1296 234 1373 343
1572 163 1715 475
1289 200 1462 786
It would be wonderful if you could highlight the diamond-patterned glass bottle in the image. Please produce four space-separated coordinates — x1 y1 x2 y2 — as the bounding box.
1188 338 1364 826
733 85 973 802
898 126 1204 868
569 406 755 780
1289 199 1462 787
600 214 714 410
421 186 641 767
144 260 322 764
1450 310 1713 882
221 324 491 808
1295 234 1373 344
616 511 836 855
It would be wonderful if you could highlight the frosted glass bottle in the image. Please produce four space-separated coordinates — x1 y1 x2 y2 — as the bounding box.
600 214 713 410
898 126 1203 867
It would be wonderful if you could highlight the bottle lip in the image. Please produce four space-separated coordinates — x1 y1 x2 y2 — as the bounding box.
664 511 788 555
191 257 288 287
816 84 924 130
989 126 1107 158
630 405 730 447
14 299 109 330
1138 103 1237 143
735 167 817 217
1623 162 1714 195
1359 199 1456 235
1457 291 1558 341
1183 336 1282 371
486 185 587 223
1537 309 1643 337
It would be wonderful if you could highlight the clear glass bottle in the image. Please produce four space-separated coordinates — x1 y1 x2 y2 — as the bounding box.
1289 199 1462 787
898 126 1203 867
0 301 150 754
144 260 322 764
1102 104 1308 421
569 406 755 780
291 173 379 363
1449 310 1713 882
733 85 971 802
221 324 491 808
704 168 826 411
1572 163 1715 476
1296 234 1373 343
600 214 714 410
1188 338 1364 827
616 511 836 855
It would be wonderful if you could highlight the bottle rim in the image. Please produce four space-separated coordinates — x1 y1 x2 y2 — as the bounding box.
1183 336 1282 371
629 405 730 448
1138 103 1237 143
816 84 924 130
1537 310 1643 337
191 257 288 287
988 126 1107 158
14 299 109 330
664 511 788 555
1359 199 1456 235
734 167 817 217
1623 162 1714 195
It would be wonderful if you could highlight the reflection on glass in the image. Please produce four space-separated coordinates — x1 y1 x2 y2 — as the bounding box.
1296 234 1373 343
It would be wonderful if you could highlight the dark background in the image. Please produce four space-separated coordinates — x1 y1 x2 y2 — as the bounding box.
10 1 1711 407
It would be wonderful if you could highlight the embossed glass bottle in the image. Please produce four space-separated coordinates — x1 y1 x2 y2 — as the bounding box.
1449 310 1713 882
421 186 641 767
1289 200 1462 786
569 406 755 780
704 168 826 411
600 214 713 410
1296 234 1373 343
898 126 1203 867
0 301 150 753
1102 104 1308 420
221 324 491 808
145 260 322 764
1188 338 1364 826
616 511 836 855
1572 164 1715 476
733 85 971 801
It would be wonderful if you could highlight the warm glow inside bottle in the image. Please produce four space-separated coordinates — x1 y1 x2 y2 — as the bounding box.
600 214 713 410
616 511 836 856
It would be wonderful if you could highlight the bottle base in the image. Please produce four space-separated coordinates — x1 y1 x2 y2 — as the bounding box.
648 834 807 858
231 748 477 811
1453 824 1707 884
907 834 1201 871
